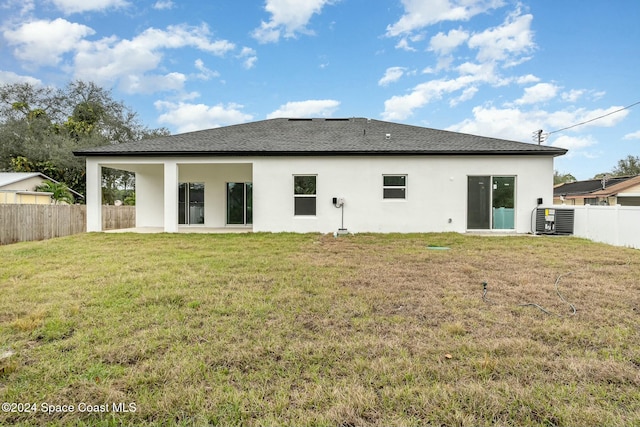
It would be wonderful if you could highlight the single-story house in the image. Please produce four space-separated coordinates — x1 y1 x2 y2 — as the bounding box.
0 172 53 204
0 172 83 204
73 117 567 234
554 175 640 206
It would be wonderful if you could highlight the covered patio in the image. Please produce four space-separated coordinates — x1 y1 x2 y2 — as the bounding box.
85 158 253 233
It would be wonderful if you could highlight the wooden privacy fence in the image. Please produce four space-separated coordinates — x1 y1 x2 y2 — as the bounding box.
0 205 135 245
102 205 136 230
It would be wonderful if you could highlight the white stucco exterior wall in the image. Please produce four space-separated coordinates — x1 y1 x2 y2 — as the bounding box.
86 154 556 234
86 159 102 232
135 164 164 228
252 155 554 233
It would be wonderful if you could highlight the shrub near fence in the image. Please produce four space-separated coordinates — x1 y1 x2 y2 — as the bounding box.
0 205 135 245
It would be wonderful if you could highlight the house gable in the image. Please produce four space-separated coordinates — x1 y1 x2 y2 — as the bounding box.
0 172 49 191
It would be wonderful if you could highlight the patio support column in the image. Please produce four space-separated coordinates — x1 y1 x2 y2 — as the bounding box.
163 161 178 232
86 159 102 232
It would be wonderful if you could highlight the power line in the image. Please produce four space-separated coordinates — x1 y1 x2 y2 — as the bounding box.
547 101 640 135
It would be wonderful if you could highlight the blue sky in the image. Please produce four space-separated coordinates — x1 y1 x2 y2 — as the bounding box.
1 0 639 180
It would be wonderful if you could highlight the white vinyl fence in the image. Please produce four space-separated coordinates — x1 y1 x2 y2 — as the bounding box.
553 205 640 249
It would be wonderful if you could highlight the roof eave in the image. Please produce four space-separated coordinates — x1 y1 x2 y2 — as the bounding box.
74 149 567 157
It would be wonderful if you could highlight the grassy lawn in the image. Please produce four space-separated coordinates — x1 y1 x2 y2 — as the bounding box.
0 232 639 426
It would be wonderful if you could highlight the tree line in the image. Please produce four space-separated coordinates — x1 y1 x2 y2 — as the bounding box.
0 81 169 203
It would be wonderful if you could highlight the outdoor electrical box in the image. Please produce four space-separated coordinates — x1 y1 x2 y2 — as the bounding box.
332 197 348 235
535 208 575 235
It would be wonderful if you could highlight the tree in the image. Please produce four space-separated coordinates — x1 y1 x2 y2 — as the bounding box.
554 171 576 185
0 80 170 200
35 180 75 205
611 155 640 177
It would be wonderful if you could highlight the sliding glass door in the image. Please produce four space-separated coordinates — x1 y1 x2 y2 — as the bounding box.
226 182 252 225
492 177 515 229
467 176 515 230
467 176 491 229
178 182 204 225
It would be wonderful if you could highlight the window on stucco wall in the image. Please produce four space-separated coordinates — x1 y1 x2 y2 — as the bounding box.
294 175 316 216
383 175 407 199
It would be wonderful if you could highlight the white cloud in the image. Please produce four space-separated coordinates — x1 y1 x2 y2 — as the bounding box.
545 106 629 131
382 61 502 120
194 59 219 80
378 67 406 86
382 75 478 120
0 70 41 85
121 72 186 94
550 134 596 150
428 28 469 55
238 47 258 69
448 105 555 142
155 100 253 133
446 105 630 156
252 0 334 43
395 38 416 52
382 8 537 120
2 0 35 16
49 0 128 14
449 86 478 106
623 130 640 140
515 74 540 84
153 0 174 10
456 61 501 82
394 33 425 51
514 82 559 105
127 25 235 55
386 0 505 36
267 99 340 118
3 18 95 66
562 89 584 103
73 24 235 93
467 10 535 65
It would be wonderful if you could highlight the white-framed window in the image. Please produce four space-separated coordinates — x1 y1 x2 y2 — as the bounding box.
383 175 407 199
294 175 317 215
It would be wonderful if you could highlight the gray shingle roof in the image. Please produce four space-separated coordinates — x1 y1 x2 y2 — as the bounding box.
554 176 638 197
73 118 568 157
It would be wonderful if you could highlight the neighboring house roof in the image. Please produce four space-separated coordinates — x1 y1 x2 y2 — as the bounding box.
554 175 640 198
0 172 84 199
0 172 48 188
591 175 640 197
74 118 568 157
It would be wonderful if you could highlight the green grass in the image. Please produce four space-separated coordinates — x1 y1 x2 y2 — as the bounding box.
0 232 639 426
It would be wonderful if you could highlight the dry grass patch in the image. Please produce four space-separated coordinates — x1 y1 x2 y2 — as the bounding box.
0 232 639 426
